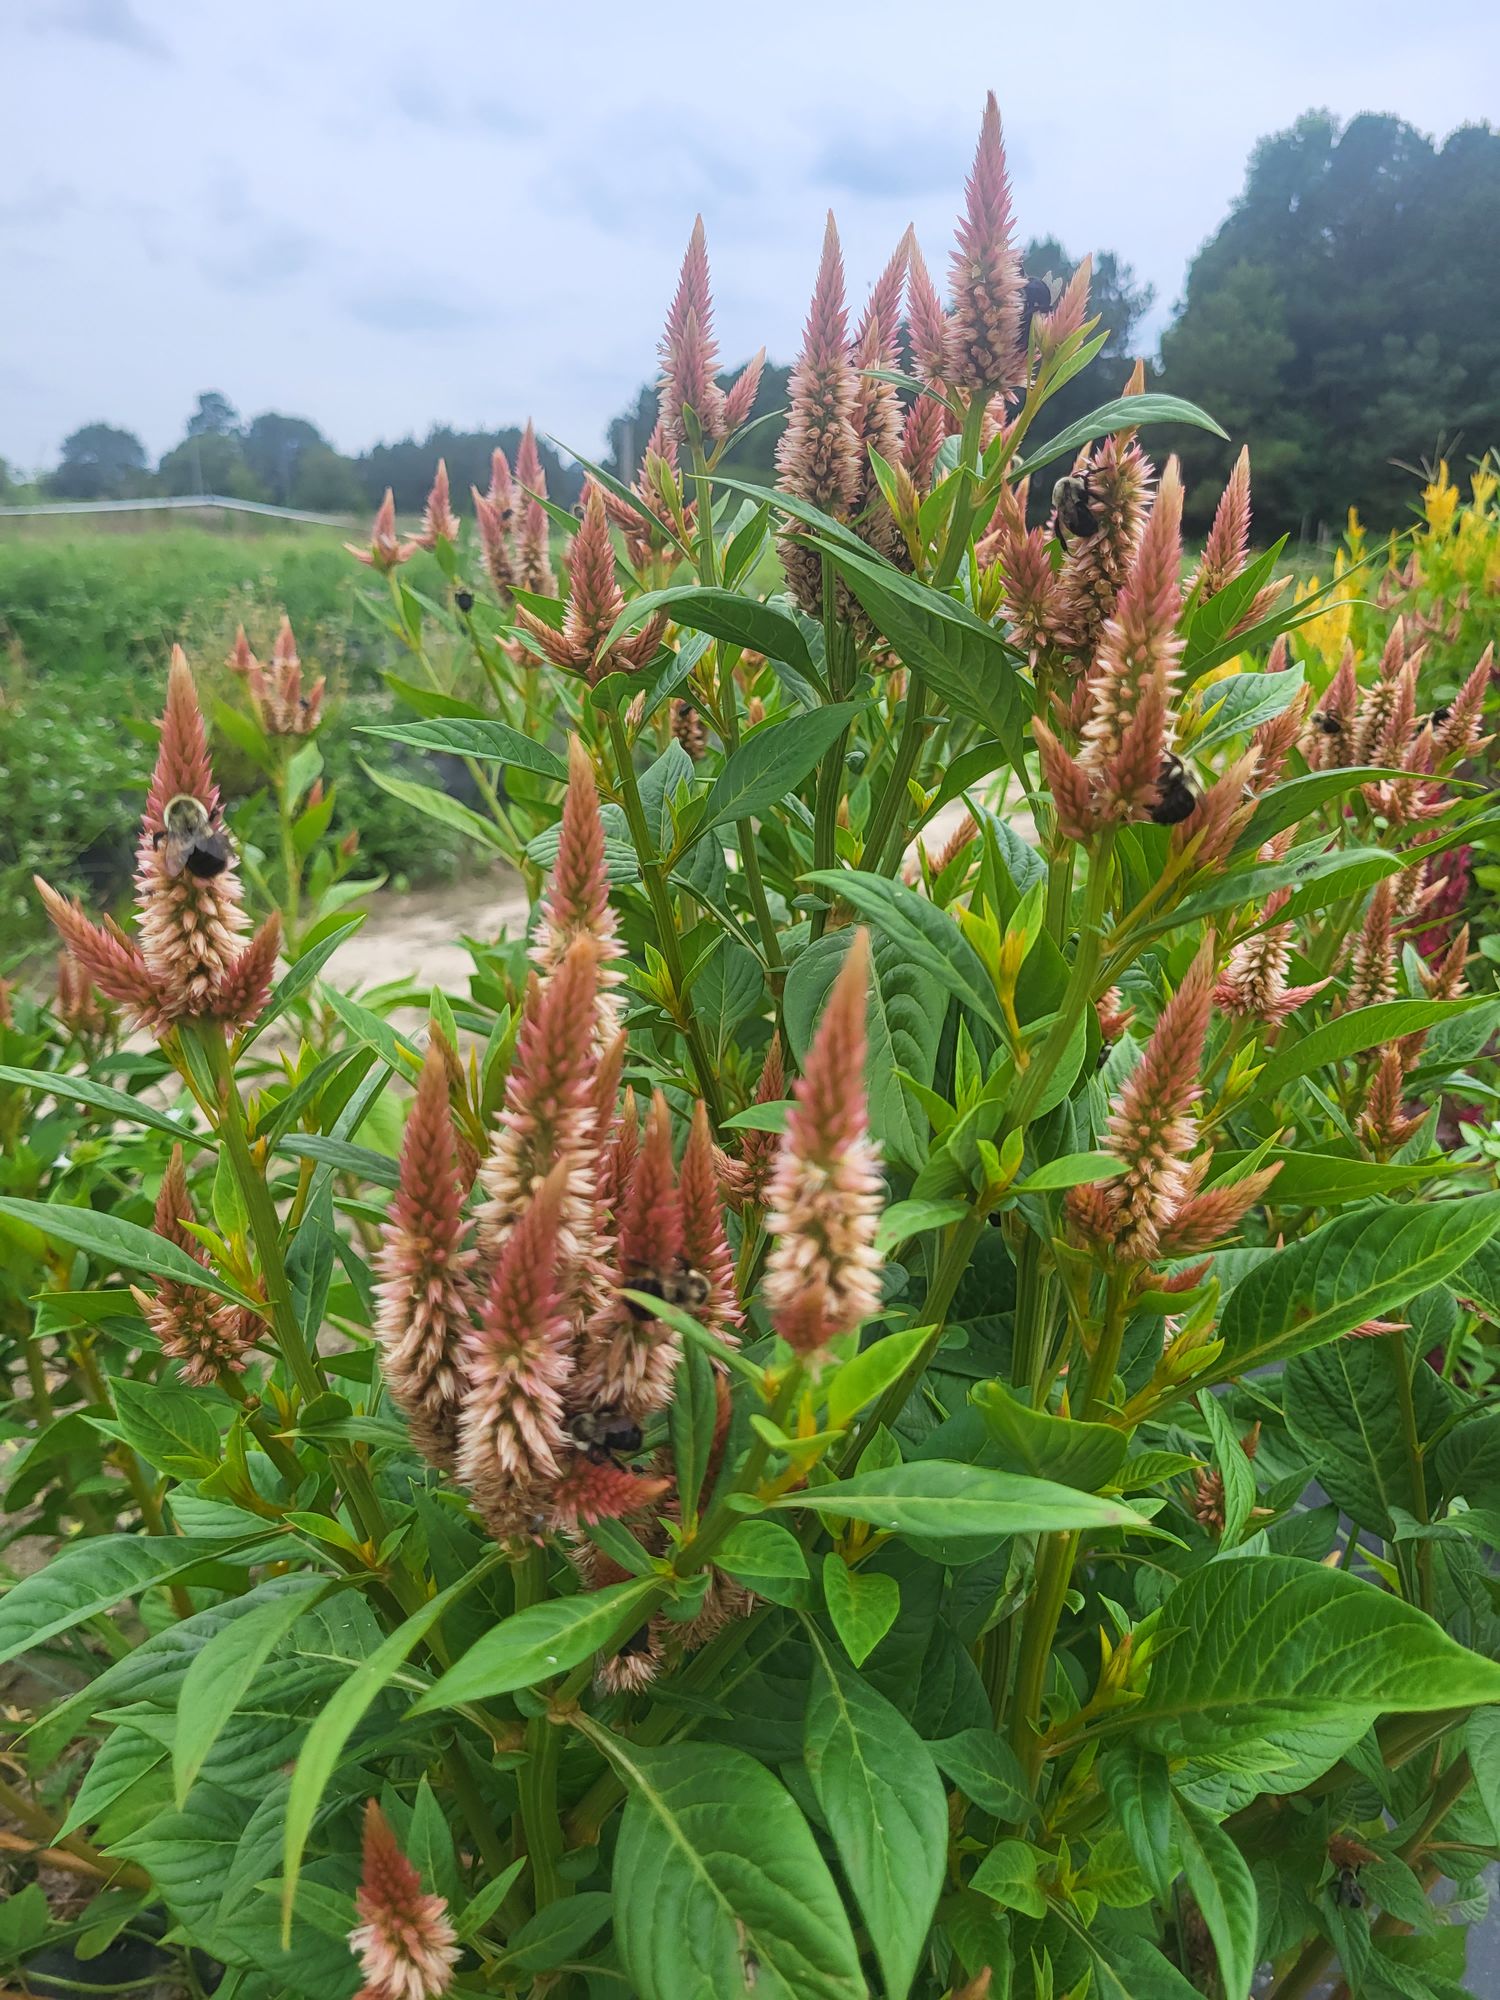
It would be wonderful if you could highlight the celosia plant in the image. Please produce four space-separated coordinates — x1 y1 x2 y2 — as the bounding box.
4 92 1500 2000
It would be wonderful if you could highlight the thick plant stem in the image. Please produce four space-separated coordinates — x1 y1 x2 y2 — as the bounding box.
520 1714 566 1907
861 678 927 876
1007 829 1116 1134
605 708 725 1126
812 553 854 932
1384 1326 1433 1611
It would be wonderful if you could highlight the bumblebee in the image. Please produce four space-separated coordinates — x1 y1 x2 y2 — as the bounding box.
1312 711 1345 738
617 1623 654 1659
567 1407 644 1466
1149 752 1199 827
1019 273 1058 349
153 794 232 881
1330 1866 1365 1911
454 587 475 615
624 1261 710 1322
1051 474 1095 548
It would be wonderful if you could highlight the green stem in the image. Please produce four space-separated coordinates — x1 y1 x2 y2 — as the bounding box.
812 552 854 930
1384 1327 1433 1612
1007 829 1116 1135
518 1718 566 1908
860 676 927 876
275 758 301 948
442 1739 513 1881
605 709 726 1126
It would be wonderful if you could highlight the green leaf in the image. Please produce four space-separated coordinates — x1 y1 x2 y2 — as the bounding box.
801 869 1005 1035
717 1520 810 1587
1171 1799 1258 2000
1188 662 1306 755
0 1197 258 1309
411 1576 660 1709
277 1134 401 1188
670 1338 719 1522
827 1326 933 1431
1101 1743 1174 1903
1196 1390 1256 1546
107 1377 220 1477
927 1728 1030 1819
174 1575 336 1807
804 1625 947 2000
1015 1151 1124 1192
1284 1334 1449 1537
0 1065 199 1141
873 1199 968 1255
358 717 567 780
242 920 364 1048
822 544 1024 744
1133 1556 1500 1783
281 1551 507 1936
499 1892 614 1973
1215 1196 1500 1373
970 1839 1045 1917
822 1554 900 1666
700 703 864 828
1019 392 1228 474
318 984 423 1077
381 672 487 720
357 759 510 852
600 584 819 680
972 1383 1128 1492
1232 768 1413 855
0 1533 274 1667
1254 997 1495 1098
721 1100 793 1134
778 1459 1137 1538
606 1738 866 2000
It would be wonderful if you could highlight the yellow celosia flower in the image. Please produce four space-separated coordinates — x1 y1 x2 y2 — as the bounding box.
1293 550 1353 664
1422 460 1459 538
1345 507 1366 562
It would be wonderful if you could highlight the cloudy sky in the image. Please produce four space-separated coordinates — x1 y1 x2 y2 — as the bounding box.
4 0 1497 474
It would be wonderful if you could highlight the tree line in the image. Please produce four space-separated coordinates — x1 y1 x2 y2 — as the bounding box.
3 110 1496 536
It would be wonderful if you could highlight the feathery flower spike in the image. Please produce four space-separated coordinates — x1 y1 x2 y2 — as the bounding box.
776 212 861 614
132 1147 256 1386
514 421 557 596
347 488 415 571
945 93 1022 393
348 1801 458 2000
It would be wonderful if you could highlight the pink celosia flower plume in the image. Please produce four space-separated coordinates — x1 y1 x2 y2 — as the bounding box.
472 451 519 597
656 217 762 449
346 488 415 571
232 616 323 737
715 1034 787 1210
763 932 884 1356
776 212 862 612
1359 1045 1425 1157
131 1147 257 1386
413 460 460 550
348 1801 459 2000
513 486 665 683
602 420 690 568
680 1099 741 1334
1056 435 1155 667
1214 887 1329 1022
945 92 1022 393
1192 447 1252 600
514 421 557 596
532 735 626 1027
38 647 280 1034
575 1090 686 1418
374 1037 479 1471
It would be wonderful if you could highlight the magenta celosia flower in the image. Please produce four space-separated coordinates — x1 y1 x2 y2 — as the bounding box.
472 489 516 597
374 1037 478 1471
476 936 601 1264
1192 447 1252 600
413 459 461 551
457 1161 576 1533
656 218 761 449
347 488 416 571
235 615 322 737
904 238 951 384
776 213 862 612
945 93 1022 393
37 647 280 1034
680 1099 741 1333
763 932 884 1357
1077 458 1185 820
1304 644 1359 769
513 486 665 683
576 1091 685 1417
348 1801 459 2000
132 1147 256 1386
514 421 557 596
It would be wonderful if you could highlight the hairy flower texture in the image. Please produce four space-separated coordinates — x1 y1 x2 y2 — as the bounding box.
1342 878 1398 1012
1304 644 1360 769
56 951 115 1040
945 93 1022 393
1214 891 1329 1022
347 488 415 571
1435 644 1494 763
1031 715 1100 842
599 1083 639 1224
514 421 557 596
776 213 862 616
680 1100 741 1333
594 1621 668 1695
1349 620 1414 766
133 1147 256 1385
1069 938 1218 1265
900 391 951 495
715 1035 787 1210
349 1801 458 2000
1359 1045 1425 1155
1158 1159 1281 1257
763 933 884 1356
1171 748 1259 870
1414 846 1471 960
413 459 460 550
472 486 517 597
458 1162 576 1534
1251 677 1312 790
1422 923 1470 1000
238 616 323 737
375 1039 478 1470
34 885 158 1021
1035 254 1093 360
1191 447 1252 600
656 219 762 449
849 231 910 535
1190 1421 1261 1534
602 420 688 567
994 520 1074 663
576 1092 685 1418
671 697 709 759
549 1456 672 1534
1055 435 1154 667
1077 459 1185 821
476 937 600 1263
533 737 626 1038
904 237 951 384
514 487 664 684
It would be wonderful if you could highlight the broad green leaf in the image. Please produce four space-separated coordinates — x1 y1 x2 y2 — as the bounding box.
454 1857 527 1942
1196 1390 1257 1546
1167 842 1399 930
174 1576 337 1806
1133 1556 1500 1782
1231 767 1414 855
107 1377 220 1477
717 1519 809 1587
0 1065 198 1141
1019 392 1228 475
357 759 510 851
970 1839 1045 1917
700 703 863 828
1101 1743 1174 1903
823 544 1024 743
822 1554 900 1666
804 1626 947 2000
278 1134 401 1188
1187 662 1305 755
972 1383 1128 1492
607 1738 866 2000
1015 1151 1124 1192
927 1728 1029 1819
874 1199 970 1254
358 717 567 780
801 869 1005 1035
412 1576 660 1709
1284 1334 1450 1537
0 1533 275 1667
827 1326 932 1431
499 1892 614 1974
1254 997 1494 1098
0 1198 259 1310
281 1551 507 1936
1171 1799 1258 2000
670 1338 719 1523
1464 1709 1500 1832
58 1720 170 1838
780 1459 1137 1539
1207 1147 1458 1205
600 584 819 680
318 984 422 1077
1215 1197 1500 1373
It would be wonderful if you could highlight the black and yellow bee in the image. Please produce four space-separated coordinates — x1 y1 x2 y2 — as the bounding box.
152 794 231 881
